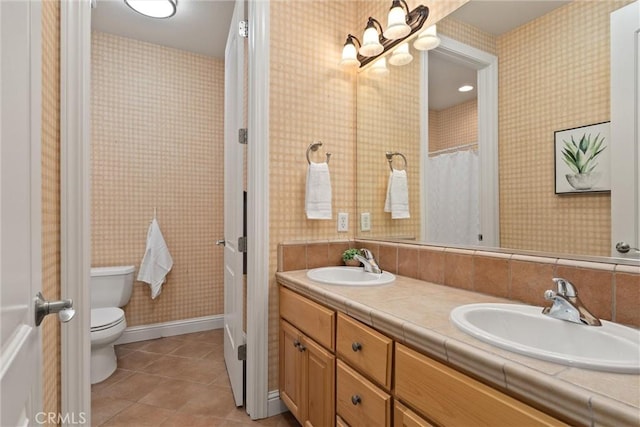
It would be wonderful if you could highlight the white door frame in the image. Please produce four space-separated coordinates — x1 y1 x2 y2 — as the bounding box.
246 0 270 419
420 35 499 247
60 0 272 422
60 0 92 424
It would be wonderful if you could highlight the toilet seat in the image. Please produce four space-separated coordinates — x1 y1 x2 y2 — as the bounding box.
91 307 125 332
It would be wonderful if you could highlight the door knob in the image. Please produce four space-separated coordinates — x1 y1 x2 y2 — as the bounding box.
35 292 75 326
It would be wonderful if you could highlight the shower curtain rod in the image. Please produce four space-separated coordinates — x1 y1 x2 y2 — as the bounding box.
429 142 478 156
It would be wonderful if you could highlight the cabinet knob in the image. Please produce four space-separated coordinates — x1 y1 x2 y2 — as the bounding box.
293 339 301 348
352 342 362 352
298 344 306 352
351 395 361 405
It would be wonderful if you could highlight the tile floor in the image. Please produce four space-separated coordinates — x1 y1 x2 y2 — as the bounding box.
91 329 300 427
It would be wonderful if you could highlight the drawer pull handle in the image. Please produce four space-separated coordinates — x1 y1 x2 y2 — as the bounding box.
352 342 362 352
351 395 361 405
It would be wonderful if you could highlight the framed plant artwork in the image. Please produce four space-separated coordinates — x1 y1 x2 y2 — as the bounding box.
554 121 611 194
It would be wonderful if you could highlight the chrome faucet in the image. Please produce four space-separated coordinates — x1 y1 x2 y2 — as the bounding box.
542 278 602 326
353 248 382 274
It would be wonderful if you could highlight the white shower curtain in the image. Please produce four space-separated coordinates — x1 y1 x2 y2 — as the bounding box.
426 149 480 246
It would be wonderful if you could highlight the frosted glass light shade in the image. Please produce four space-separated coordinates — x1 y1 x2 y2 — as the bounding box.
360 24 383 57
413 25 440 51
388 43 413 66
383 6 410 39
125 0 177 18
369 58 390 77
340 42 360 67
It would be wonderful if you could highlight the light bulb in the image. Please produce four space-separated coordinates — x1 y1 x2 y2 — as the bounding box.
340 39 360 68
388 43 413 66
384 4 410 39
360 20 384 57
413 25 440 51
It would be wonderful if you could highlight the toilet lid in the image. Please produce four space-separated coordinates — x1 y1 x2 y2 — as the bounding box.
91 307 125 331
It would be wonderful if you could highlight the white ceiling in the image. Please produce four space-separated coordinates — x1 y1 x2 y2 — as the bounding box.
91 0 235 58
429 0 570 110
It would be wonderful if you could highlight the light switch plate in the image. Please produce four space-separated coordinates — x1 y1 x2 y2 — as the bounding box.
338 212 348 232
361 212 371 231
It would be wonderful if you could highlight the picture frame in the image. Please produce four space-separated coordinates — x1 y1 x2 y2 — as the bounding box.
554 121 611 194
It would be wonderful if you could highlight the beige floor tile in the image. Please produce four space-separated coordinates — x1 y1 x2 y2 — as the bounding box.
182 329 224 345
140 337 186 355
177 385 237 418
117 350 158 371
141 355 227 384
101 372 164 402
138 378 211 410
91 369 135 397
170 341 217 359
90 397 133 427
201 345 224 360
100 403 175 427
161 413 227 426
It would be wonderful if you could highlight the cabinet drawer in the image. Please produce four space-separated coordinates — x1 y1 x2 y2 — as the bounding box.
395 344 567 427
337 313 393 389
394 401 435 427
337 359 391 427
279 287 335 350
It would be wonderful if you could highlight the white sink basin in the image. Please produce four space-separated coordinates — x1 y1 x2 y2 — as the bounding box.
306 267 395 286
450 303 640 373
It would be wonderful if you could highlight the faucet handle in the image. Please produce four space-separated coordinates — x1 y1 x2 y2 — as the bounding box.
552 278 577 297
360 248 375 260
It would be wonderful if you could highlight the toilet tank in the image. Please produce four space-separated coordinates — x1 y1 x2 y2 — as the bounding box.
90 265 135 309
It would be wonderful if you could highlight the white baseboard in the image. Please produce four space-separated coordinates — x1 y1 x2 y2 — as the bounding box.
114 314 224 345
267 390 289 417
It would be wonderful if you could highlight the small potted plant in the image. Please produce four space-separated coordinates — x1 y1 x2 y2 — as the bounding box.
342 248 362 267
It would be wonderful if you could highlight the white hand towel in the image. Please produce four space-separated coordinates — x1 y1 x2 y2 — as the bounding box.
137 218 173 299
305 162 332 219
384 169 410 219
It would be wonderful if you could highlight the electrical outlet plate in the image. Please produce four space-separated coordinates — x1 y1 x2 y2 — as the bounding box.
338 212 348 232
361 212 371 231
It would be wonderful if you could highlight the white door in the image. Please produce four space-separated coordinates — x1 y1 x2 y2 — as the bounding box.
0 1 43 425
610 1 640 260
223 0 246 407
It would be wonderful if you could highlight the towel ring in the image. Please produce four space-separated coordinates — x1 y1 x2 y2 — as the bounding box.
307 141 331 165
386 151 408 172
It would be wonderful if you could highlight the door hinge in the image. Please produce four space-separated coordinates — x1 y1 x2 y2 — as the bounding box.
239 20 248 38
238 344 247 361
238 128 248 145
238 236 247 253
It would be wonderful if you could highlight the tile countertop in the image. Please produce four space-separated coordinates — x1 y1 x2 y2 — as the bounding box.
276 270 640 427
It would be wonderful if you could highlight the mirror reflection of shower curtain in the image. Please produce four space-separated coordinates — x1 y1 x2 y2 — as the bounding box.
426 149 480 245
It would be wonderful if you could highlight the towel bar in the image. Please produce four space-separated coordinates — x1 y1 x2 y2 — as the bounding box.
307 141 331 165
386 151 408 172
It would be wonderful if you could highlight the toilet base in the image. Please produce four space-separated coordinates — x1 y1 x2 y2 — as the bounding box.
91 343 118 384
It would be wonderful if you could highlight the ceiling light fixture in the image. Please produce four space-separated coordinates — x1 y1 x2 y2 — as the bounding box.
341 3 429 69
125 0 177 19
458 85 474 92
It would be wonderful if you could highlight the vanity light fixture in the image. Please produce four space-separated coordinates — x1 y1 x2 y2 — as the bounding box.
369 57 390 77
413 25 440 51
125 0 177 19
360 17 385 57
342 3 429 69
384 0 411 39
388 42 413 66
340 34 361 67
458 85 474 92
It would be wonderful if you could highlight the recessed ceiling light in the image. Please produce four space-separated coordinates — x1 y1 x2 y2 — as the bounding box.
458 85 474 92
125 0 177 19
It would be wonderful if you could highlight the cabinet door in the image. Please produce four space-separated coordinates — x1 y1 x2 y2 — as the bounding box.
280 319 304 423
394 401 435 427
302 335 335 427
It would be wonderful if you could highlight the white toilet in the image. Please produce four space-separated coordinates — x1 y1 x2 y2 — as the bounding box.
90 265 135 384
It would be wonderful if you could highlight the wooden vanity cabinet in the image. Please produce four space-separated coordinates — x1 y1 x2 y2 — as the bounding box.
395 344 567 427
279 288 336 427
394 401 435 427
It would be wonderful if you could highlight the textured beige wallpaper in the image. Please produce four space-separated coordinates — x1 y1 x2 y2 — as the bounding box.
497 1 630 256
42 0 61 423
429 99 478 153
91 32 224 326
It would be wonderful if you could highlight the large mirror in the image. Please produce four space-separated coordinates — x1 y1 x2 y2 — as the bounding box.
356 0 639 261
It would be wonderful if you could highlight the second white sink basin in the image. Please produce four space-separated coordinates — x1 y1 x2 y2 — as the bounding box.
306 266 395 286
450 303 640 373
